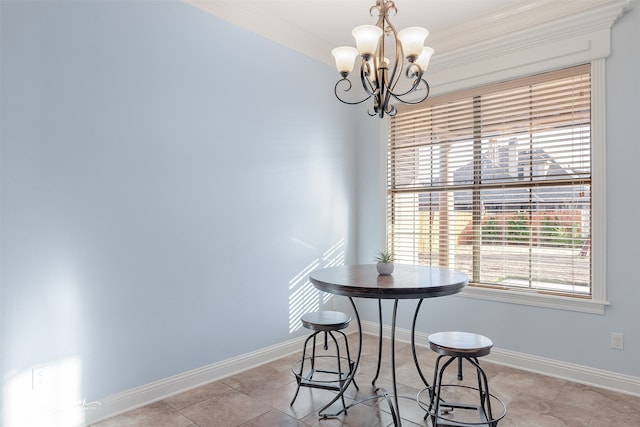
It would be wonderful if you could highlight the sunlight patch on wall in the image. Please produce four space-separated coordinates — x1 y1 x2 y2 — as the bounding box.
288 259 320 333
319 239 345 304
3 258 90 427
288 239 345 333
3 357 91 427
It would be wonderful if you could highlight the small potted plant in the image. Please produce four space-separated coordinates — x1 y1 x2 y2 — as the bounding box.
375 249 394 275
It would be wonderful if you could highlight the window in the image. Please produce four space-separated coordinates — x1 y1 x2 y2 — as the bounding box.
387 64 604 312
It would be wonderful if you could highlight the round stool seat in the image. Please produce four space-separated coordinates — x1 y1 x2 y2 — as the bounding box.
301 310 351 332
429 331 493 358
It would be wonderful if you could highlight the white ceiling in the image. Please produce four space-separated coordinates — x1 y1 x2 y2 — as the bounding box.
237 0 518 46
185 0 614 66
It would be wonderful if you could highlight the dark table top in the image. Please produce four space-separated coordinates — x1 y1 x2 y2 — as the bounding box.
309 264 468 299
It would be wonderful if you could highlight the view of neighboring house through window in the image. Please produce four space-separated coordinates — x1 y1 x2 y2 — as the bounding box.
388 64 591 298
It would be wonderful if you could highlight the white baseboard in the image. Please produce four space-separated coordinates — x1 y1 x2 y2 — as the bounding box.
85 322 640 426
359 320 640 398
84 335 306 426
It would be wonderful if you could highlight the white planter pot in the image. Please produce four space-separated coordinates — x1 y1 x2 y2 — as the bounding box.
377 262 394 275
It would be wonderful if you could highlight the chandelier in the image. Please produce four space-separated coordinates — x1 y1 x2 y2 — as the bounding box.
331 0 434 118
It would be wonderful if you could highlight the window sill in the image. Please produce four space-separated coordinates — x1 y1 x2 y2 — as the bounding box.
457 285 609 315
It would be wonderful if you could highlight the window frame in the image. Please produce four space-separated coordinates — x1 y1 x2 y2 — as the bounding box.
376 0 630 314
383 60 607 314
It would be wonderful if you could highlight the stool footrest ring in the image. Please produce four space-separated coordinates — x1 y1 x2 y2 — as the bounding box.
291 356 356 390
417 385 507 427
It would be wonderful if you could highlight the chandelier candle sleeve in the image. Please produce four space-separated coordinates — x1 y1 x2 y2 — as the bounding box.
331 0 434 118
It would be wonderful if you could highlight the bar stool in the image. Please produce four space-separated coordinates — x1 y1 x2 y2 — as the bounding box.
417 331 506 427
290 311 358 412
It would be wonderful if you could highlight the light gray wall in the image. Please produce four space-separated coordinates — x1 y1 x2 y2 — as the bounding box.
0 0 360 409
2 0 638 423
356 3 640 377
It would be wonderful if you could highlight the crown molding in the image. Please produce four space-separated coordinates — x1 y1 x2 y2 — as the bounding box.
426 0 631 95
428 0 630 55
184 0 631 70
432 0 631 65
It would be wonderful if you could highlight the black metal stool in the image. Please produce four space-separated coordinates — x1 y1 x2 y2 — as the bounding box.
417 331 506 427
290 310 358 412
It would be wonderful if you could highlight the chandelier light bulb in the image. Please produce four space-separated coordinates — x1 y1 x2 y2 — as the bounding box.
332 46 359 77
352 25 383 59
397 27 429 61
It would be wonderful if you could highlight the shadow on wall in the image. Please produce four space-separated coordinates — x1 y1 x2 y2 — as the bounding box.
288 239 345 333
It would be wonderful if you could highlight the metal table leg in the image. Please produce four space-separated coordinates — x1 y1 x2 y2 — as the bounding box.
411 298 430 387
372 299 383 387
390 299 401 426
388 297 431 426
369 299 406 426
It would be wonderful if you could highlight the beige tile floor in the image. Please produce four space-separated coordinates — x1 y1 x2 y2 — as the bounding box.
92 334 640 426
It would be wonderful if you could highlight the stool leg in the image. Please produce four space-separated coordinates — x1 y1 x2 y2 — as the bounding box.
336 330 359 390
425 354 441 420
326 331 347 413
472 357 486 410
468 356 495 426
425 354 443 421
291 331 319 406
427 355 456 424
438 356 457 415
457 356 463 380
310 332 318 374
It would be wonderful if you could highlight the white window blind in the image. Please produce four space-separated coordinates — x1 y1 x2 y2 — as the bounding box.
388 64 592 297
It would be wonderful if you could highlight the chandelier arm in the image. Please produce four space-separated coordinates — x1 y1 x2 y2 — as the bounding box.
389 79 430 105
385 104 398 117
386 62 425 99
383 13 403 97
376 0 403 119
379 86 392 118
334 78 373 106
360 61 378 98
361 58 384 116
387 74 422 98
